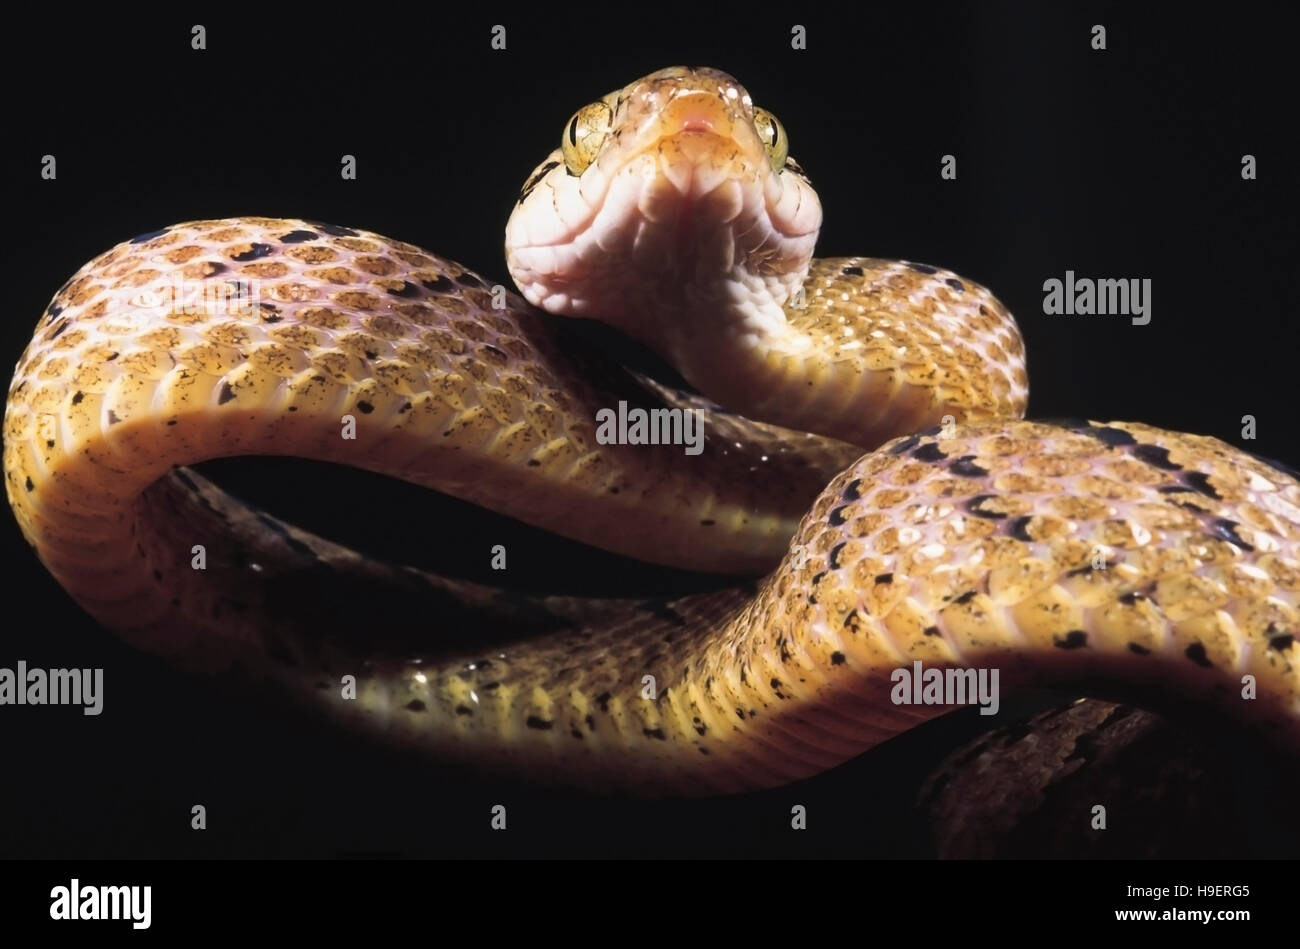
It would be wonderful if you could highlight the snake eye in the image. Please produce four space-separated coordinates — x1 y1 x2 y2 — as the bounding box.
561 102 613 175
753 108 788 172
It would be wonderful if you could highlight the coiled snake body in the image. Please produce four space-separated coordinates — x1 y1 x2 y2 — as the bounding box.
5 67 1299 795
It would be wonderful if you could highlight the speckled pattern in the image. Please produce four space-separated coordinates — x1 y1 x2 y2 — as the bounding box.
4 68 1299 796
275 419 1300 795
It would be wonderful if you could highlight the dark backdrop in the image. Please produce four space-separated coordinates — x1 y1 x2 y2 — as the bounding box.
1 4 1296 858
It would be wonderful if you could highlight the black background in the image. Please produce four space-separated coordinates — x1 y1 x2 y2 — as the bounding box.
2 3 1297 861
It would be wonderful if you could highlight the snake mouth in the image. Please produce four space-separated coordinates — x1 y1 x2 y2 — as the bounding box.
505 68 823 323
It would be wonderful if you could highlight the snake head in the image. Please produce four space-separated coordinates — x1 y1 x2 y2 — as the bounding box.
504 66 822 353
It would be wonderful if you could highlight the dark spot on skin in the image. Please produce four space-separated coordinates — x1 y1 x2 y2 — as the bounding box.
967 495 1006 519
48 319 69 339
830 651 846 665
165 420 177 426
106 409 122 426
519 160 561 201
1133 444 1182 471
399 402 412 413
455 271 486 289
527 459 540 466
481 682 500 690
387 281 420 298
453 705 473 716
776 636 791 663
315 223 359 237
279 229 318 243
421 274 454 293
907 262 938 274
889 434 921 455
700 519 715 526
1185 642 1213 668
843 609 860 630
24 476 33 492
72 391 84 405
129 227 170 244
356 400 374 414
405 700 427 712
1212 519 1254 551
1009 515 1034 542
363 349 378 360
843 478 864 500
1269 634 1295 651
912 442 947 463
828 542 847 569
693 720 708 736
949 456 989 477
828 506 849 526
735 707 745 720
1181 471 1221 499
1128 642 1151 655
218 382 236 405
231 243 273 262
643 728 667 740
641 599 687 627
1158 485 1194 494
596 692 611 712
923 626 941 637
841 265 864 277
483 344 507 361
1054 630 1088 649
811 571 825 585
106 352 118 361
1118 591 1147 605
526 716 553 730
954 590 977 605
945 277 965 292
1088 426 1137 447
585 713 595 730
875 573 893 584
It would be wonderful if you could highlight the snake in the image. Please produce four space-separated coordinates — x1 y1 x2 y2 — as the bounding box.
5 66 1299 798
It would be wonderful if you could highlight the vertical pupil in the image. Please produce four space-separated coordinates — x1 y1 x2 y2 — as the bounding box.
569 116 579 147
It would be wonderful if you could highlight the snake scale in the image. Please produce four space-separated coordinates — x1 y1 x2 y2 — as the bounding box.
5 67 1299 797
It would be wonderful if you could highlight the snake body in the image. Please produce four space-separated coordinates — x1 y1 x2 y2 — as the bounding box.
5 68 1300 795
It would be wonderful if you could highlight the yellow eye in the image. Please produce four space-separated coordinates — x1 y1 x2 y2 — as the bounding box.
561 102 613 175
753 108 788 172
